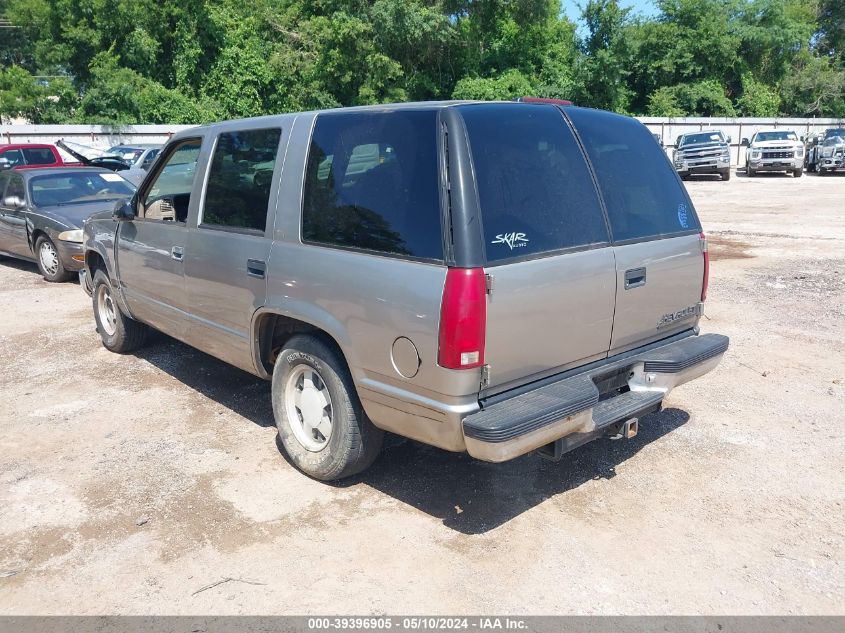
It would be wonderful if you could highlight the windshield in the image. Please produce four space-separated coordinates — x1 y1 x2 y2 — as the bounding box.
822 136 844 146
754 131 798 142
679 132 724 147
108 146 145 161
825 129 845 139
29 172 135 207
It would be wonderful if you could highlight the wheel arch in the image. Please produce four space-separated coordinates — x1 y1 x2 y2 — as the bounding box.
250 308 357 382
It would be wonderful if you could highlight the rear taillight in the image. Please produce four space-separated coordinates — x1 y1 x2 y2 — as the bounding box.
438 268 487 369
700 231 709 302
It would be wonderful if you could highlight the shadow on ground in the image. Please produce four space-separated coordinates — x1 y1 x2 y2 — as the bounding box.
345 407 690 534
134 334 690 535
134 335 275 428
0 256 81 285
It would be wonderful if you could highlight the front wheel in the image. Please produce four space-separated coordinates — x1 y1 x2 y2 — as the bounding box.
720 168 731 181
747 165 756 177
793 168 803 178
272 334 383 480
91 269 147 353
35 235 73 282
818 166 828 175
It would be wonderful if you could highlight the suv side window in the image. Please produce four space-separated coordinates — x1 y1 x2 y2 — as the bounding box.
201 128 281 232
22 147 56 165
459 103 610 263
140 139 202 223
567 107 701 242
302 110 443 261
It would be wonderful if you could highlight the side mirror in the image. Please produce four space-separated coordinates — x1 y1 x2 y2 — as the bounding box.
725 136 732 143
113 199 136 221
3 195 24 207
741 138 750 147
0 157 12 171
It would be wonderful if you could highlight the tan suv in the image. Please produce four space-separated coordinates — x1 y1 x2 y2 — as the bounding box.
81 102 729 480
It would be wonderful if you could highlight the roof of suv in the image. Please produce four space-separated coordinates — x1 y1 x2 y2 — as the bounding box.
175 100 549 137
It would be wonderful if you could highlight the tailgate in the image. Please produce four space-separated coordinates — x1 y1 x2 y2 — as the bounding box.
455 103 619 394
610 234 703 353
564 107 706 356
484 249 616 391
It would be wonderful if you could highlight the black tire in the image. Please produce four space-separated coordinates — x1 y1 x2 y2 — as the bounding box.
818 166 827 176
720 168 731 181
272 334 383 480
35 235 73 282
747 165 755 177
679 172 689 181
91 268 147 353
793 168 803 178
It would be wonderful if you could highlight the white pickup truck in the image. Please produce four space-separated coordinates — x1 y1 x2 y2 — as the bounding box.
742 130 804 177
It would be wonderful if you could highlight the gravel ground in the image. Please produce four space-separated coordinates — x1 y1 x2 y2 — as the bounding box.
0 169 843 615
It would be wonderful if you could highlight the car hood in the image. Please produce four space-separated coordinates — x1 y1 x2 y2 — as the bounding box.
36 199 125 228
751 139 802 148
677 141 728 151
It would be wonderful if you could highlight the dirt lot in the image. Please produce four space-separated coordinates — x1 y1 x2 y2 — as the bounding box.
1 170 843 615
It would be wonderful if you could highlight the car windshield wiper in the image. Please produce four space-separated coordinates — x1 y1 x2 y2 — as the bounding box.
55 197 121 206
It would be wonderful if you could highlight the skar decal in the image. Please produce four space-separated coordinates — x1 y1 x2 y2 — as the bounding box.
491 232 528 250
657 304 701 329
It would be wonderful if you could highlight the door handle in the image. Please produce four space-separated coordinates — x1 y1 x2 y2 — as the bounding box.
247 259 266 279
624 267 646 289
171 246 183 261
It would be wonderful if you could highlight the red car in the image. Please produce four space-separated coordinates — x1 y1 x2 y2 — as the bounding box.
0 143 78 170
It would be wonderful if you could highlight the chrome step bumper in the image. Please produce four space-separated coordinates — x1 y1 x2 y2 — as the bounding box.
462 333 729 462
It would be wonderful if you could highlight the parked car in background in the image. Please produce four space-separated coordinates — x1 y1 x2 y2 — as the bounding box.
0 143 78 170
0 167 135 282
672 131 732 181
805 128 845 174
106 144 161 171
742 130 804 177
81 102 728 481
106 144 161 185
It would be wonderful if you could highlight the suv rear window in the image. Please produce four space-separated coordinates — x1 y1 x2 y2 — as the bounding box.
302 110 443 261
566 107 700 242
458 104 609 263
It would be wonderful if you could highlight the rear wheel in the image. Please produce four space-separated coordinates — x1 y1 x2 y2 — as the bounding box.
720 168 731 181
272 334 383 480
91 269 147 353
35 235 72 283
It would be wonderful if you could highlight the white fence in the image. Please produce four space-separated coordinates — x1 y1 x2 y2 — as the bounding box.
3 117 845 166
0 124 195 152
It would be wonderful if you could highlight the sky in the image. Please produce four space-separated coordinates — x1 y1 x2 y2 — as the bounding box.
561 0 660 23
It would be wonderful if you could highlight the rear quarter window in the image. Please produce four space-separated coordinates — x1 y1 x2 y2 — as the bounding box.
459 103 610 264
566 107 700 242
301 110 443 261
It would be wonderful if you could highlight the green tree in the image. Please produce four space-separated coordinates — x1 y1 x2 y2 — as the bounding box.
575 0 632 111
